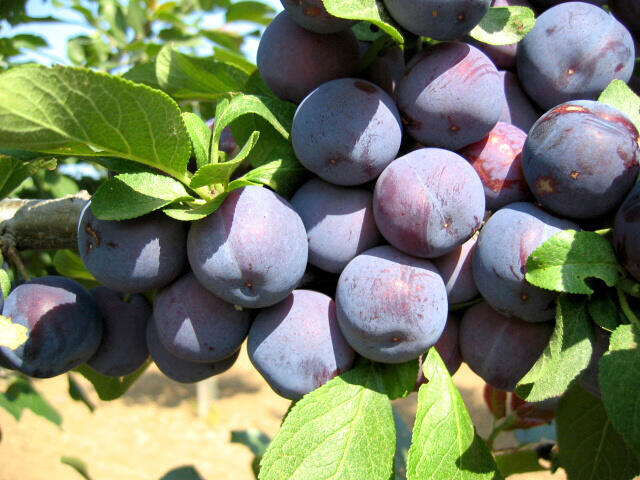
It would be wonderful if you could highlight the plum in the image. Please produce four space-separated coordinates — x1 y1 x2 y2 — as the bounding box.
335 245 448 364
248 290 355 400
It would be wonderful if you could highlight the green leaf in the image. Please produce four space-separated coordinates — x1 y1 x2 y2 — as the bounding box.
182 112 212 170
161 194 229 221
0 268 11 298
0 376 62 426
156 46 249 101
599 80 640 134
494 450 545 478
74 359 150 401
91 157 158 175
525 230 620 294
322 0 404 44
240 156 306 198
515 295 593 401
200 29 245 52
121 62 161 90
259 361 396 480
226 1 275 25
599 324 640 458
11 33 48 50
0 155 57 199
190 130 259 188
159 466 204 480
212 47 256 74
0 314 28 350
60 456 93 480
588 290 623 332
231 429 271 456
67 373 95 412
376 359 419 400
43 169 80 197
0 65 191 179
407 348 502 480
557 384 640 480
213 94 295 147
351 21 388 42
469 7 536 46
127 0 146 36
91 172 193 220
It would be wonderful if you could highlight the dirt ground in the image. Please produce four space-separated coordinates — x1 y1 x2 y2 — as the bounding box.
0 346 565 480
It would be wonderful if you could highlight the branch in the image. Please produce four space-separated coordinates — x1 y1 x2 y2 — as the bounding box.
0 192 90 251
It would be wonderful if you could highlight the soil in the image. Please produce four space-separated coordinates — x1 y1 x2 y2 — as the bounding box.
0 347 566 480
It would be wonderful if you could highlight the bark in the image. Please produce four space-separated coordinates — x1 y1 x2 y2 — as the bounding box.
0 192 90 251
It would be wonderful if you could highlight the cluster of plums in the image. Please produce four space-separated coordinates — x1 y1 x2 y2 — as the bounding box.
1 0 640 403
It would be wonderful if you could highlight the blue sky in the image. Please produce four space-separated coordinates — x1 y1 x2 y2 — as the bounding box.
5 0 283 65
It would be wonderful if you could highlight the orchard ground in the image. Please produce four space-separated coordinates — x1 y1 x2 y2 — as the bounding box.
1 345 564 480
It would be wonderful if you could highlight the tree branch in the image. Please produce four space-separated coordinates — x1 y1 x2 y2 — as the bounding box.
0 192 90 251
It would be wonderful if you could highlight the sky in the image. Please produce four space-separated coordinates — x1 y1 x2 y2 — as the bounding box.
5 0 283 65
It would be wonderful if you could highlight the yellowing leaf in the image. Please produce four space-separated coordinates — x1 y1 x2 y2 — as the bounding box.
0 315 28 350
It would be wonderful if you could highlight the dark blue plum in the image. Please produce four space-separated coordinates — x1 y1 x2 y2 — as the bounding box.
498 71 540 132
458 121 531 211
77 203 188 294
0 276 102 378
291 78 402 186
206 119 238 157
335 245 448 364
517 2 635 110
365 45 405 100
290 178 382 274
472 202 578 322
373 148 485 258
187 186 308 308
87 287 150 377
257 12 359 103
398 42 503 150
153 272 252 363
614 181 640 282
383 0 491 41
146 320 238 383
522 100 640 219
610 0 640 33
248 290 355 400
280 0 356 33
460 301 554 391
433 235 479 305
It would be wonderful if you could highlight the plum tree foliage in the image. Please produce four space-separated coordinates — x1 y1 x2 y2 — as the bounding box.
1 1 640 480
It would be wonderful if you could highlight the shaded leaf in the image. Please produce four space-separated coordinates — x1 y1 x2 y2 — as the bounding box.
74 359 150 401
156 46 249 101
60 456 93 480
67 373 95 412
557 384 640 480
515 295 593 402
599 324 640 457
0 376 62 426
